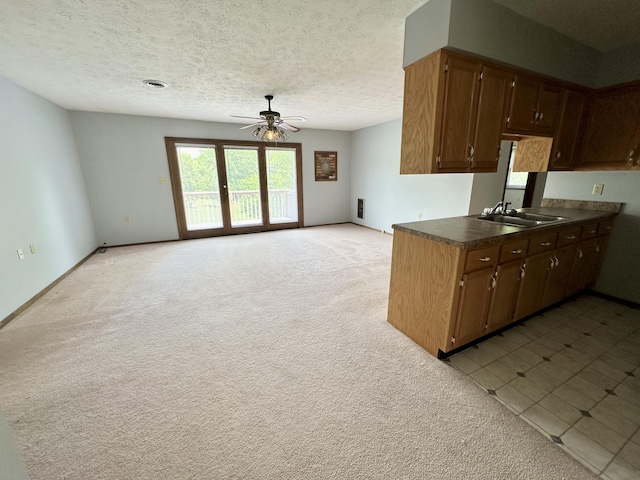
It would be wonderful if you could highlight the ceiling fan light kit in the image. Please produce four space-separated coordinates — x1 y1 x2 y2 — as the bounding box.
232 95 306 143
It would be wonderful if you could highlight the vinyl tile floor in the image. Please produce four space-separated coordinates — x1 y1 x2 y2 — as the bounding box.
446 294 640 480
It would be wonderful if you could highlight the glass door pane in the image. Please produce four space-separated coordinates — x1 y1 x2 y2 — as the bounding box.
266 148 298 224
224 147 263 228
176 145 223 231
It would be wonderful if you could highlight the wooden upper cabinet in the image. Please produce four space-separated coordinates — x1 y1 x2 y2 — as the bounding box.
400 51 445 174
549 89 587 170
577 83 640 170
535 83 563 134
505 75 562 136
438 55 482 172
472 65 511 172
400 50 509 174
506 75 540 133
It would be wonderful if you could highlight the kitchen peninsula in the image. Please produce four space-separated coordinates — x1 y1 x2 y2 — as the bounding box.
387 200 621 358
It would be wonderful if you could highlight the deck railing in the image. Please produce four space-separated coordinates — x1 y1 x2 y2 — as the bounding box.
183 190 297 229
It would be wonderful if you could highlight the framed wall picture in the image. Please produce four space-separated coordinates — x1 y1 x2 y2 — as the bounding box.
314 151 337 181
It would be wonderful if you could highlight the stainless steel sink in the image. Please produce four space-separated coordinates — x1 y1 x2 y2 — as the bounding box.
509 212 568 222
475 213 569 228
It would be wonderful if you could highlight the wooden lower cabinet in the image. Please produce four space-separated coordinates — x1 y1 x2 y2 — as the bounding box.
542 245 577 308
387 217 614 357
487 259 524 332
514 252 551 320
453 267 495 346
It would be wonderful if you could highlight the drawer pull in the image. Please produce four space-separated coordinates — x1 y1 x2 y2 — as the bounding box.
511 249 522 254
565 235 576 240
478 257 491 262
540 242 551 246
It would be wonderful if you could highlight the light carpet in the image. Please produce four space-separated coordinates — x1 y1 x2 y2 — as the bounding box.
0 224 596 479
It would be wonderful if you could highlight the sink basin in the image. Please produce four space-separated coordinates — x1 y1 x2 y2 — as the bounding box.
509 212 568 222
475 213 569 228
476 215 541 227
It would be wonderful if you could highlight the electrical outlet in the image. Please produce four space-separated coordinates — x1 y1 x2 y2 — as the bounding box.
29 243 36 254
592 184 604 195
17 249 24 260
124 215 131 222
418 213 423 220
159 177 167 184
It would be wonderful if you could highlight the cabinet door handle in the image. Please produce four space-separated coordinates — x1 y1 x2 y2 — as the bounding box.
478 257 491 262
595 246 600 253
532 111 538 124
490 273 497 289
556 151 561 159
549 257 555 269
554 256 559 267
577 249 583 259
540 242 551 246
511 249 522 254
520 265 526 278
538 112 544 122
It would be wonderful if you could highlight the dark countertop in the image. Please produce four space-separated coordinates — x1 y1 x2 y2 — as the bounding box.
392 206 618 249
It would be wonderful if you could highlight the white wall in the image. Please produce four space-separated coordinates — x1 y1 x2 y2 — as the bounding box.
544 171 640 304
403 0 451 67
0 77 97 321
404 0 601 87
70 112 351 246
350 119 473 232
596 41 640 88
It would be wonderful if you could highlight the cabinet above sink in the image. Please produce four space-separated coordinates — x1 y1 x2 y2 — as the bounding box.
400 48 640 174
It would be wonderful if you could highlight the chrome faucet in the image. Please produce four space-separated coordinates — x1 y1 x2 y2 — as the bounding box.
485 201 513 215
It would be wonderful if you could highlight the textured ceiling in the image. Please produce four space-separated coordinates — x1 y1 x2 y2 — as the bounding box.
1 1 640 132
493 0 640 53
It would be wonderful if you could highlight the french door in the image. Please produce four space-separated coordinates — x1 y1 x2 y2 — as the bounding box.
165 137 303 239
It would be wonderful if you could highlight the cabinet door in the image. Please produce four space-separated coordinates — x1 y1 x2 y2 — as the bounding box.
514 252 551 321
542 245 576 308
471 66 511 172
400 51 445 174
566 238 597 296
533 83 563 135
487 260 523 332
579 85 640 169
438 56 482 172
550 89 586 170
505 75 540 134
453 267 494 347
585 236 608 288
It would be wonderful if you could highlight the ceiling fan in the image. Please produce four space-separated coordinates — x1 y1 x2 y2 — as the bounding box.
232 95 306 142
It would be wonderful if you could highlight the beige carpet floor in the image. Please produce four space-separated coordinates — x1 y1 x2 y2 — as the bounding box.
0 224 597 479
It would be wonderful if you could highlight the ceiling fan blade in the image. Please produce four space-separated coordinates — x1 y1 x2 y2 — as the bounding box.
239 122 266 130
277 122 300 132
231 115 265 120
279 116 307 122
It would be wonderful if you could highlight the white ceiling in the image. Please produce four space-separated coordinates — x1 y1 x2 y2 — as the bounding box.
1 1 639 132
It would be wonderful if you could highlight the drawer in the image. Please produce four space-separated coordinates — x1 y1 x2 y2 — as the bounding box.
464 245 500 272
598 219 614 236
528 232 558 255
581 223 599 240
499 239 528 263
556 227 582 247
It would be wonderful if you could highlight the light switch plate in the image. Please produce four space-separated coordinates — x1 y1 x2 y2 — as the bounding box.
17 249 24 260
